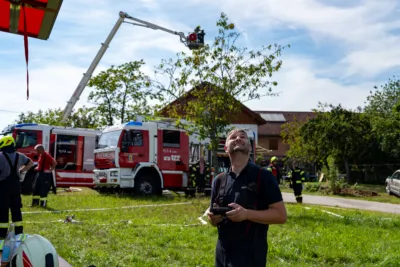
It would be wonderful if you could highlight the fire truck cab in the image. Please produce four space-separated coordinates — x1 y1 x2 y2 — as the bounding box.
93 118 258 196
93 119 211 195
0 123 101 194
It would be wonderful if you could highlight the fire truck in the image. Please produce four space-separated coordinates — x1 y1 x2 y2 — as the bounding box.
0 123 101 194
93 118 257 196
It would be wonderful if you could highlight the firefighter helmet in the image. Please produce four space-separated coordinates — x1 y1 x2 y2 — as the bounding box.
0 136 15 149
10 234 59 267
270 156 278 162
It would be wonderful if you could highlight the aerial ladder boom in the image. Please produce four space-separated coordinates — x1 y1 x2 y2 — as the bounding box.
61 11 205 122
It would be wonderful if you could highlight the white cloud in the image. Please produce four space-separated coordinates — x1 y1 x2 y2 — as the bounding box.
197 0 400 78
0 63 93 128
244 55 375 111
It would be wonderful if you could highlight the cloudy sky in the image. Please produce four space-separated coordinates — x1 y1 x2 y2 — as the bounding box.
0 0 399 128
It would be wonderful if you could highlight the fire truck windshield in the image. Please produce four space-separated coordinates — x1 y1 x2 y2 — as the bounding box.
98 130 122 149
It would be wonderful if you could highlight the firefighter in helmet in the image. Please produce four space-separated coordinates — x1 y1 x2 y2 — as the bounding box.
266 156 281 184
288 160 305 203
0 136 33 239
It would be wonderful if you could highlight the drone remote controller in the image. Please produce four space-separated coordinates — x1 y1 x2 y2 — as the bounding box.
210 207 234 216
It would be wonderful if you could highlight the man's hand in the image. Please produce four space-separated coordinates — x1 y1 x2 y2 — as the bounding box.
34 167 38 171
226 203 248 222
207 203 224 227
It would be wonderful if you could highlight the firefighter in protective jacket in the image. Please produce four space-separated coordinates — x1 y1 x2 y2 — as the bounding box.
190 157 211 193
0 136 33 239
288 161 305 203
266 156 281 184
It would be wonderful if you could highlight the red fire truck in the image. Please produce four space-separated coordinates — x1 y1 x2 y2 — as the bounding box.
93 118 257 196
0 123 101 194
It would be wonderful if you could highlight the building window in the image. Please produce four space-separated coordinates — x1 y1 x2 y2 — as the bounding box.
269 139 278 150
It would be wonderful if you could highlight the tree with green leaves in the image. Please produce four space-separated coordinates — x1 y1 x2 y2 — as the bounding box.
364 76 400 157
153 12 289 173
280 116 327 170
299 103 374 183
88 60 158 126
15 106 101 129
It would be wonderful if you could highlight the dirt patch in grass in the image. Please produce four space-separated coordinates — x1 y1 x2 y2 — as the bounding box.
338 188 379 197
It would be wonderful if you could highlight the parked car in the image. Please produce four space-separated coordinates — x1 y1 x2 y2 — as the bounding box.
385 169 400 196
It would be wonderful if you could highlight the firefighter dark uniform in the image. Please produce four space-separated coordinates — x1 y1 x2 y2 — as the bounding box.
32 150 56 208
190 159 211 193
210 161 283 267
0 136 29 239
288 167 305 203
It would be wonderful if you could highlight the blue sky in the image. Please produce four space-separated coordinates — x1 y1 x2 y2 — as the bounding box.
0 0 399 128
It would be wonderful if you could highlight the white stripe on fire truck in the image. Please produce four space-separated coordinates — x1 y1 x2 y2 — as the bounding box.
56 172 94 178
56 182 94 186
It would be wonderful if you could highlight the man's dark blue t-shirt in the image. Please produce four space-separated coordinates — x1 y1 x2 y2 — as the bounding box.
210 161 283 242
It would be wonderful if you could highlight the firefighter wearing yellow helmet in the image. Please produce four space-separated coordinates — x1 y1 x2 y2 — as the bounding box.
266 156 281 184
0 136 33 239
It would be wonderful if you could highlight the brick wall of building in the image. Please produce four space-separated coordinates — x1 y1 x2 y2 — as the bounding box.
258 135 290 159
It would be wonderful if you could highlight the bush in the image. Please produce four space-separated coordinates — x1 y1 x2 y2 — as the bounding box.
304 183 322 192
327 157 349 194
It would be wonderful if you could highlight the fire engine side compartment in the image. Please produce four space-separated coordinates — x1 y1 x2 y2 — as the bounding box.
51 128 100 188
157 129 189 189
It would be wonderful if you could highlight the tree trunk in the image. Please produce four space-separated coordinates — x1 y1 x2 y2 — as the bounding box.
210 133 220 179
121 88 128 123
212 148 220 178
344 158 351 183
323 157 329 172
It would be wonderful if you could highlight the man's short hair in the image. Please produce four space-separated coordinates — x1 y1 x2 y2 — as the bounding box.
226 128 248 140
34 144 45 150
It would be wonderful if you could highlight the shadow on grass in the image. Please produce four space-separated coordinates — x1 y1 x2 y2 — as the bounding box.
94 187 211 203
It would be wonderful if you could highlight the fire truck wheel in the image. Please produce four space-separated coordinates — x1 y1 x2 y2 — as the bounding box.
134 175 161 196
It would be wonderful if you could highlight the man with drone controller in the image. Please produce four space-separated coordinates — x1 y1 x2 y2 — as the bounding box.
207 128 287 267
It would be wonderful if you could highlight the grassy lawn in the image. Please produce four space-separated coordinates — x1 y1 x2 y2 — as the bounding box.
19 188 400 267
280 182 400 204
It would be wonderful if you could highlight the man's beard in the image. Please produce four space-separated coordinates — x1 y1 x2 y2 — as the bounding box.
230 145 250 154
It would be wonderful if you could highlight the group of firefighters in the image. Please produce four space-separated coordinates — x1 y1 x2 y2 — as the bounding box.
0 134 304 241
0 136 57 241
265 156 306 203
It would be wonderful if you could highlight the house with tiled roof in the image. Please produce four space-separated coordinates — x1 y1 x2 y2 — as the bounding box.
157 82 316 161
157 83 270 156
254 111 316 160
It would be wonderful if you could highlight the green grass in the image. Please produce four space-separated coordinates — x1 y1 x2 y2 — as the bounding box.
19 188 400 267
280 182 400 204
